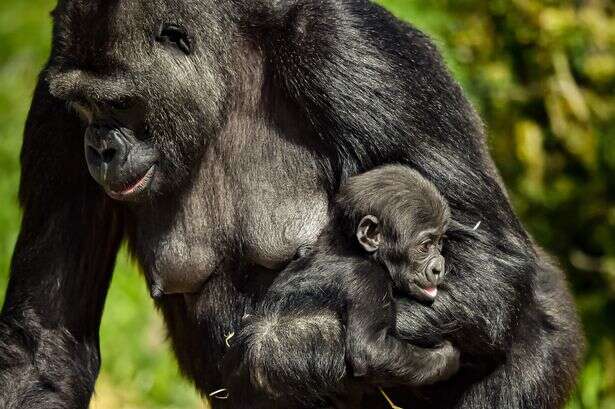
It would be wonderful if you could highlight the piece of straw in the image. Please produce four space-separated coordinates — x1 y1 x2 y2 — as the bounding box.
225 332 235 348
209 388 229 400
379 388 403 409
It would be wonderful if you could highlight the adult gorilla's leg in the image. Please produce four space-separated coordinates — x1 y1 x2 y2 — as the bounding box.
157 273 247 408
0 74 123 408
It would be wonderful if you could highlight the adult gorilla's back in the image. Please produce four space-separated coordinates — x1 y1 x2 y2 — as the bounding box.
0 1 582 408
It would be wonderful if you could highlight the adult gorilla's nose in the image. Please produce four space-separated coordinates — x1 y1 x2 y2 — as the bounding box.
84 126 128 183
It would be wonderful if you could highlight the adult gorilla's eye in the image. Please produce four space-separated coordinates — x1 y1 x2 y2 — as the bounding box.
156 23 193 55
70 98 90 112
109 98 130 111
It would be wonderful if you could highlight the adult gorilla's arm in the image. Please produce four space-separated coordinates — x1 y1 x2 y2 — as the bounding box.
243 1 583 407
0 74 123 408
392 246 583 409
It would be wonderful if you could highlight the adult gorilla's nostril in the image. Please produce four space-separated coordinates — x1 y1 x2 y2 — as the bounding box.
84 127 131 188
85 129 127 167
101 148 117 164
86 145 102 165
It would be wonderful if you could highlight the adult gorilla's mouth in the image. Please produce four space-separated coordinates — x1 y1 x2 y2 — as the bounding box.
107 165 156 201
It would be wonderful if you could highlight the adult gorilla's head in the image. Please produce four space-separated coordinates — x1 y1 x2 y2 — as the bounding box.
46 0 234 201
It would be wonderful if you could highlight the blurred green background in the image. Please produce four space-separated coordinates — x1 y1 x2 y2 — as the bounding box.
0 0 613 408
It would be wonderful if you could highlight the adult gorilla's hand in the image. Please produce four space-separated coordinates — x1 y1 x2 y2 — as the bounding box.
395 298 448 347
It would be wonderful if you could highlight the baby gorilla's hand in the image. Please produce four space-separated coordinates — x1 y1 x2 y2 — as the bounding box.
421 341 460 384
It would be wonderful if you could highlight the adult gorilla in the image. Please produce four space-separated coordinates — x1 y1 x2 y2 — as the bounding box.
0 0 583 408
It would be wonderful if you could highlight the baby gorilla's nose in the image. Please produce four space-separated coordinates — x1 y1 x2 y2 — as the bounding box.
426 256 445 286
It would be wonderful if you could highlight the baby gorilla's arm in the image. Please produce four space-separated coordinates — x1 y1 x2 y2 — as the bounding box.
346 297 460 387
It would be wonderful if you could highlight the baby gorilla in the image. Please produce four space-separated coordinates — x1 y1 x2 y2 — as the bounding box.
224 165 459 408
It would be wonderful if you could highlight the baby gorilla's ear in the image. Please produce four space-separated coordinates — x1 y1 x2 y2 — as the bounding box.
357 215 382 253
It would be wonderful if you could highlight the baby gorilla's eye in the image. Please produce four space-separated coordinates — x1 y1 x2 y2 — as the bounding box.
156 23 193 55
419 240 432 253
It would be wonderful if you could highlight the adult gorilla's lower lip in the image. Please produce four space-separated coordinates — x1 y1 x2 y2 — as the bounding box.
108 166 155 200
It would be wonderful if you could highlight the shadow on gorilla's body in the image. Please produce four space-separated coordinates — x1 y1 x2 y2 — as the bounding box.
0 1 583 408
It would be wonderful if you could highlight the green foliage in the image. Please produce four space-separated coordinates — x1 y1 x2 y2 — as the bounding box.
0 0 613 408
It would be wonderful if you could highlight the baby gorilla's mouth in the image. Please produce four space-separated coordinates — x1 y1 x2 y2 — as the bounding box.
408 282 439 303
107 165 156 201
421 286 438 299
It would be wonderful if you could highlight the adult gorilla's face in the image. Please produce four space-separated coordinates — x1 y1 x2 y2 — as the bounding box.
46 0 233 201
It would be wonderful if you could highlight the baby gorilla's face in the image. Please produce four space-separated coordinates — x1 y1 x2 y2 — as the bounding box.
390 229 446 303
356 216 448 303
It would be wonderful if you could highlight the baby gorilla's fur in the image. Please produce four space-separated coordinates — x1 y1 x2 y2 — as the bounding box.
225 165 459 408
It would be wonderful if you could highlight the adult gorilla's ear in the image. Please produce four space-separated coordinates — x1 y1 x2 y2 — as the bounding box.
156 23 193 55
357 215 381 253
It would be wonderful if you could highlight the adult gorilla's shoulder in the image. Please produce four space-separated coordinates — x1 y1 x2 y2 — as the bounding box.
0 1 583 408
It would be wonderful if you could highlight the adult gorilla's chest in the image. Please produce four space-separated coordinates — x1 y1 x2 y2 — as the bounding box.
126 122 330 295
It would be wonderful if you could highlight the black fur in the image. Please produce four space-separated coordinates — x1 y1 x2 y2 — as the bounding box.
0 0 583 408
224 165 460 408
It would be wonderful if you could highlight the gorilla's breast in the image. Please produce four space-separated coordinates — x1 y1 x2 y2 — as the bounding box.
127 177 227 295
238 175 329 270
126 121 330 295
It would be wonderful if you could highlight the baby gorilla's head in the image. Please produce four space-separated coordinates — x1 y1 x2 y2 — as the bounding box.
337 165 450 303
